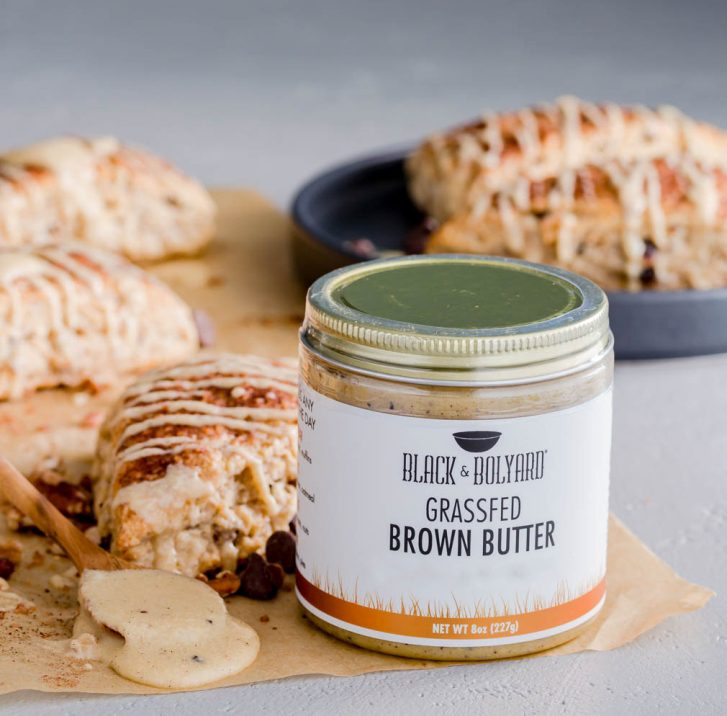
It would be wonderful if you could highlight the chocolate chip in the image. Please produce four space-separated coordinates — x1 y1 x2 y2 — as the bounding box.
640 267 657 285
265 531 296 574
267 562 284 589
0 558 15 581
238 554 278 600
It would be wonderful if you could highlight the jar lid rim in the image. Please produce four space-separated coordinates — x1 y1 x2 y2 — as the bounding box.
304 255 609 379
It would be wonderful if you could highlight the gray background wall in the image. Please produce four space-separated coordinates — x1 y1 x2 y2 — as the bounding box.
2 0 726 205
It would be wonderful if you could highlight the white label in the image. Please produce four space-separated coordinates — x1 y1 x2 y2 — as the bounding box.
296 382 612 647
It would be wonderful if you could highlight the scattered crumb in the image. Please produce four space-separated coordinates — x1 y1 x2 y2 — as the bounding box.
0 589 34 612
0 539 22 564
206 274 226 287
259 614 270 623
49 573 75 591
69 633 99 661
48 542 66 556
41 674 80 689
84 526 101 546
72 392 90 407
3 507 24 532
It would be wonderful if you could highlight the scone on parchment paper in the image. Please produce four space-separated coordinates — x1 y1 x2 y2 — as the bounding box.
92 354 297 577
0 137 215 261
0 243 199 400
407 97 727 290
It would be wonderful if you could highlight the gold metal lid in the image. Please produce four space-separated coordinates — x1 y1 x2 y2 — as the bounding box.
302 255 611 384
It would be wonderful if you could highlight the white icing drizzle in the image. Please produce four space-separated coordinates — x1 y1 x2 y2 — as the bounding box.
0 245 121 356
441 97 726 283
481 111 503 170
109 354 297 473
103 355 298 559
0 243 196 398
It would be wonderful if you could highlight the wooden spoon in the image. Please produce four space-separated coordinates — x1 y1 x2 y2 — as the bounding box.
0 456 131 572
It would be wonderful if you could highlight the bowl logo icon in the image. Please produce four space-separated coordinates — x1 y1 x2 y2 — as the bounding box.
452 431 501 453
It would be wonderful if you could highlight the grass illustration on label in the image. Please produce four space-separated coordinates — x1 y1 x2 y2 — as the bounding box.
308 569 603 618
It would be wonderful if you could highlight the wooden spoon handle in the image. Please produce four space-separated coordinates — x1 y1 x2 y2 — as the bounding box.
0 456 119 572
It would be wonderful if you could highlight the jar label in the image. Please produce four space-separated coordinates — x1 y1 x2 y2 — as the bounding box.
296 383 612 647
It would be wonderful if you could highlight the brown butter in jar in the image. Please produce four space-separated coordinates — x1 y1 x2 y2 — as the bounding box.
296 255 613 660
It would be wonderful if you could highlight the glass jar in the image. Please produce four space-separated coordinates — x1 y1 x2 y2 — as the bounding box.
296 255 613 660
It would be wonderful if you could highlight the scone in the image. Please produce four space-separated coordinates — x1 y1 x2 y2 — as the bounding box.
408 97 727 290
92 354 298 577
426 157 727 290
0 243 199 399
407 96 727 221
0 137 215 261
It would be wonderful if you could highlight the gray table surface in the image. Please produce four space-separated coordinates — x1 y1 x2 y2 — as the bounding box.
1 1 726 713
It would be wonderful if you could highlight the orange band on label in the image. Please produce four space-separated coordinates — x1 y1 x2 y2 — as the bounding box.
297 574 606 640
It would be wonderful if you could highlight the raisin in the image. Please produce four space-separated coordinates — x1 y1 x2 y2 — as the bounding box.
643 238 657 259
0 557 15 580
265 531 296 574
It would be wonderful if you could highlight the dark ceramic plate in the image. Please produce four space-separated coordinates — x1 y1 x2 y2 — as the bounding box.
291 147 727 360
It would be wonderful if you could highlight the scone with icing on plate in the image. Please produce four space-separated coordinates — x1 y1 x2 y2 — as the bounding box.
92 354 297 577
407 96 727 290
0 137 215 261
0 243 199 400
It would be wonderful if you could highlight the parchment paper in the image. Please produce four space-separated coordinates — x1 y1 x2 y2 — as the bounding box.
0 189 714 695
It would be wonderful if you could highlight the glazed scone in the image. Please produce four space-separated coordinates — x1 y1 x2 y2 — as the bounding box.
0 137 215 261
426 157 727 290
407 96 727 221
0 243 199 400
408 97 727 290
92 354 297 577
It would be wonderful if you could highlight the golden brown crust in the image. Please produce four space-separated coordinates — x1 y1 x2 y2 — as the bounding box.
410 97 727 290
407 97 727 222
0 243 199 399
92 354 298 577
426 159 727 290
0 137 216 261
